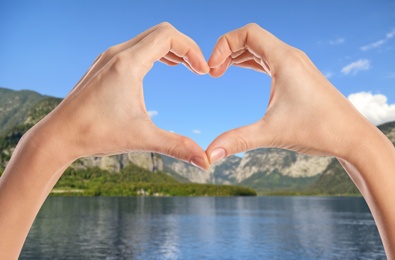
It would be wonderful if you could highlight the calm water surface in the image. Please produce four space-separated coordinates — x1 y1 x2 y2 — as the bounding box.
21 197 385 259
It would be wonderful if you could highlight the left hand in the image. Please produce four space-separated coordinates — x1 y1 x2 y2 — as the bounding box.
32 22 210 169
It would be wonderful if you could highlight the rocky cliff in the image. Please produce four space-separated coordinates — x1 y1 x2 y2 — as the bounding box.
234 149 331 181
1 87 394 195
161 154 241 184
73 152 164 175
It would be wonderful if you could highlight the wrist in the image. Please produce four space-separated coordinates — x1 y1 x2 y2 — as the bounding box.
337 125 395 258
0 113 76 259
24 114 80 167
340 119 392 164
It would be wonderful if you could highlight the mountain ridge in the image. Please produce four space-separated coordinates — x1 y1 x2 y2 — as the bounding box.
0 87 61 135
1 87 394 195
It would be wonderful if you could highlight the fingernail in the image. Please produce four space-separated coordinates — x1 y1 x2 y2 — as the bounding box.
208 60 218 69
202 64 210 74
190 156 207 170
195 69 207 76
209 148 226 164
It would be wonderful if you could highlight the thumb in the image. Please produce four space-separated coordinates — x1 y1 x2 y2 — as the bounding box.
145 127 210 170
206 120 275 164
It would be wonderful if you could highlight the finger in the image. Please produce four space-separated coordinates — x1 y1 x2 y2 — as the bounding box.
231 52 270 75
233 60 267 73
208 23 287 75
161 52 198 73
232 50 262 64
125 22 209 76
206 120 276 164
209 56 232 78
145 127 210 170
208 23 270 68
159 57 178 66
209 49 269 77
159 57 200 75
163 52 184 64
230 49 247 59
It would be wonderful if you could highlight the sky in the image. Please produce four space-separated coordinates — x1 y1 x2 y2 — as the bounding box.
0 0 394 150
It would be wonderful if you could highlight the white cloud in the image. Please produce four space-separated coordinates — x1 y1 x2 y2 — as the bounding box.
360 39 386 51
147 110 158 118
329 37 345 45
324 71 334 79
341 59 370 75
192 129 201 134
348 92 395 125
360 28 395 51
386 29 395 39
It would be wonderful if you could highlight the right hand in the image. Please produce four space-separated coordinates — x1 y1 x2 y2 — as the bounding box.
206 23 378 164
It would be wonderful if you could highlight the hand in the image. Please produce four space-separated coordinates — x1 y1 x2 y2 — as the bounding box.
33 22 210 169
0 22 212 259
205 24 395 258
206 23 374 163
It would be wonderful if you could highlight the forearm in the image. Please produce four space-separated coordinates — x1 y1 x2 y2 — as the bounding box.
0 124 75 259
338 125 395 259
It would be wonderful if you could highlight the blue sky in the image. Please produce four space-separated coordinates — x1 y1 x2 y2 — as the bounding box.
1 0 394 150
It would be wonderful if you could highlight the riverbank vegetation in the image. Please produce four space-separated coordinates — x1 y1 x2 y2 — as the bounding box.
51 164 257 197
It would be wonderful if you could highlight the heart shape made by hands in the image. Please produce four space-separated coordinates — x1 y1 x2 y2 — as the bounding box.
154 23 352 169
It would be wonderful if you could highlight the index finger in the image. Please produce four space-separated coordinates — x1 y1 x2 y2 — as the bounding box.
124 22 209 76
208 23 289 76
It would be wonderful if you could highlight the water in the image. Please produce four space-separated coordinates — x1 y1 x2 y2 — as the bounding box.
20 197 385 259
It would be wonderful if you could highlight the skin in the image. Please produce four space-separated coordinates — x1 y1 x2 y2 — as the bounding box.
206 23 395 259
0 22 394 258
0 22 211 259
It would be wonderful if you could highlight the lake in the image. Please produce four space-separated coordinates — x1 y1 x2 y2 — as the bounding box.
20 196 385 259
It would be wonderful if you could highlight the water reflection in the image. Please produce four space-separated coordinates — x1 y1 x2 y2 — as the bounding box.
20 197 385 259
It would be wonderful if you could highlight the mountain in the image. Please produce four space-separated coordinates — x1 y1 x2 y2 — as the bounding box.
0 89 62 171
1 87 394 196
378 121 395 144
159 148 331 193
161 155 242 184
54 164 256 196
156 120 395 195
308 159 359 195
0 88 165 175
0 87 62 135
0 87 256 196
308 121 395 195
234 148 331 193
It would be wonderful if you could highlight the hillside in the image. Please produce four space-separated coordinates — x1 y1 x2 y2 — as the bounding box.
378 121 395 145
1 87 394 196
0 87 61 135
54 164 256 196
308 159 359 195
0 94 61 171
239 170 320 194
0 87 256 196
307 121 395 196
161 154 241 184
